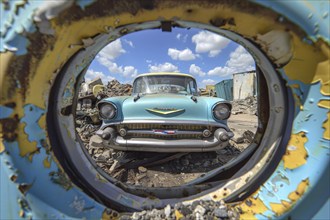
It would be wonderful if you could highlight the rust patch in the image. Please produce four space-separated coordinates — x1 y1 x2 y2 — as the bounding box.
0 115 19 142
283 132 308 170
270 179 309 216
49 169 72 190
102 208 120 220
18 183 33 195
239 196 268 220
10 174 18 182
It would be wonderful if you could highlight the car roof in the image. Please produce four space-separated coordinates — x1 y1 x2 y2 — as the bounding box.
135 72 196 79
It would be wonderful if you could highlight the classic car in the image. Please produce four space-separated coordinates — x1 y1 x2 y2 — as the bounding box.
95 72 233 152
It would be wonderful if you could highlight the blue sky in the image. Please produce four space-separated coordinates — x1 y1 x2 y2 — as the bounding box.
86 28 255 88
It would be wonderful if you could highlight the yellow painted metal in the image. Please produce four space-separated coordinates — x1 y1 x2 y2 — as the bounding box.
288 179 310 202
92 85 105 97
283 132 308 170
270 200 291 217
312 43 330 96
318 99 330 109
240 196 268 220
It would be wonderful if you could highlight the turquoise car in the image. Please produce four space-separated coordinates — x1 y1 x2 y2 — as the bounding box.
96 72 233 152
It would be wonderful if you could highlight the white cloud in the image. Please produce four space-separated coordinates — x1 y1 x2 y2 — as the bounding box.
123 39 134 48
85 69 114 83
98 39 126 60
189 64 205 77
146 59 152 63
148 62 179 72
207 45 255 77
168 48 196 61
192 31 231 57
201 79 216 86
95 39 138 78
176 33 188 42
122 66 138 78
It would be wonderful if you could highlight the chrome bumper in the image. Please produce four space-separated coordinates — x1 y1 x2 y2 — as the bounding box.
97 127 234 152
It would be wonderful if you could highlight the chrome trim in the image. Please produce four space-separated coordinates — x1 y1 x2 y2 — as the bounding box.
98 128 233 152
126 129 203 136
101 119 229 130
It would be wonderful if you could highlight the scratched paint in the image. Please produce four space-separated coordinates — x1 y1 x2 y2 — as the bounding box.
283 132 308 170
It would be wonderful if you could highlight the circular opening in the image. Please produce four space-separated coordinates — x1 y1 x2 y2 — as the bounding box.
47 21 292 211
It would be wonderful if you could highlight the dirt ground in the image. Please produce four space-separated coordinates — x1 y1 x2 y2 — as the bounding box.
89 113 258 187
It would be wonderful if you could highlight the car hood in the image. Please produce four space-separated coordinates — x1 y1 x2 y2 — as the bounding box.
122 94 210 121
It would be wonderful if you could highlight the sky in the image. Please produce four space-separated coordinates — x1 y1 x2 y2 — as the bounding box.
85 28 255 88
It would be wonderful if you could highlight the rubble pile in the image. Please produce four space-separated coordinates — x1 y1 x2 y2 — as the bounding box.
231 96 257 115
120 200 239 220
98 79 132 98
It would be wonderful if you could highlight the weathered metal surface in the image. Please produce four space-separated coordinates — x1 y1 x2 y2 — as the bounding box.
215 79 233 101
0 0 329 219
232 71 256 100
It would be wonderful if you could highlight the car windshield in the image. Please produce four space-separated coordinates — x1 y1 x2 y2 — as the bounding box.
133 75 198 95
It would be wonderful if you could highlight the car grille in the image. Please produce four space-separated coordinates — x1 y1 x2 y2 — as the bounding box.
116 124 214 139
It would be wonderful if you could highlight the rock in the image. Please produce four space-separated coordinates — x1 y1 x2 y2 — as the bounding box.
181 159 189 166
89 135 103 148
243 130 254 143
203 161 211 167
131 212 139 220
194 205 206 215
138 166 147 173
232 136 244 144
214 208 228 218
164 204 171 218
195 212 204 220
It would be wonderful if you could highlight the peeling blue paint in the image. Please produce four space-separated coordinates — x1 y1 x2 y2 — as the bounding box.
254 0 330 43
0 105 14 119
254 79 329 218
1 104 106 218
76 0 96 10
0 0 40 55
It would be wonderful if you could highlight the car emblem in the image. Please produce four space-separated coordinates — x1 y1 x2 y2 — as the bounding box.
146 108 185 115
153 129 176 135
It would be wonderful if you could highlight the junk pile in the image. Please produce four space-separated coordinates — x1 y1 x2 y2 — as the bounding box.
120 200 239 220
97 79 132 99
76 79 132 140
231 96 257 115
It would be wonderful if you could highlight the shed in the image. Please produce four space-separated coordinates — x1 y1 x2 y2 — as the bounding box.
215 79 233 101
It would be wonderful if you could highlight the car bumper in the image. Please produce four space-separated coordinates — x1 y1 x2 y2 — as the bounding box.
97 127 234 152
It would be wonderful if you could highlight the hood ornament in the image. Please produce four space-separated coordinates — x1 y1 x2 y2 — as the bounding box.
146 108 185 115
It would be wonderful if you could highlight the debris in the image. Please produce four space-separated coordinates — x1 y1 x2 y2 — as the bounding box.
138 166 147 173
164 204 171 218
231 96 257 115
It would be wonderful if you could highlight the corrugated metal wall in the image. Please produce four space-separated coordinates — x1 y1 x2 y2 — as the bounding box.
215 79 233 101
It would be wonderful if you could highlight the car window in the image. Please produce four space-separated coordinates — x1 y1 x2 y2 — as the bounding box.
133 75 197 95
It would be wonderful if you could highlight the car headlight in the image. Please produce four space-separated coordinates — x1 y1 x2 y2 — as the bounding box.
99 103 117 119
213 103 231 120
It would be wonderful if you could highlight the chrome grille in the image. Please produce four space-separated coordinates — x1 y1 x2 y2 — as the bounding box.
116 124 214 139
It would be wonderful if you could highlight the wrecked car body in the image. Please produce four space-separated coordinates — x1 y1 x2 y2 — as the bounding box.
95 72 233 152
